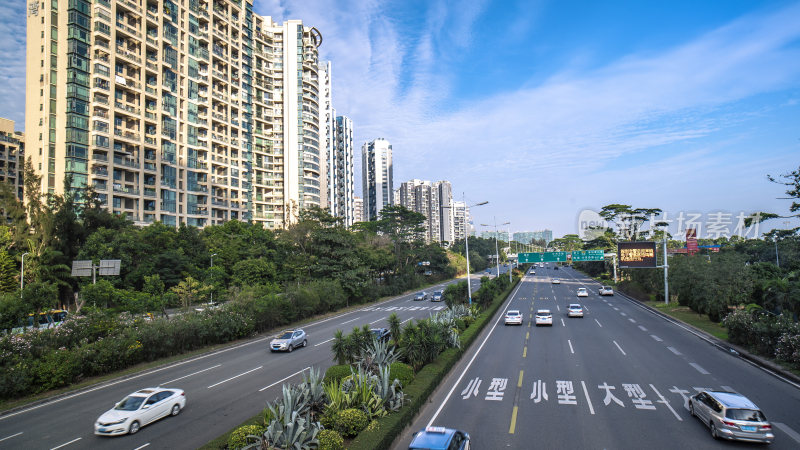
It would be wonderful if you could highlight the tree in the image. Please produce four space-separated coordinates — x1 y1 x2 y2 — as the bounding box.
599 204 662 241
0 249 16 293
0 292 28 331
549 234 584 252
21 281 58 320
143 274 168 317
170 276 212 310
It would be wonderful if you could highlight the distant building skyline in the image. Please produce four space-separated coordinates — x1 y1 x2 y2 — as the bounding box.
361 137 393 221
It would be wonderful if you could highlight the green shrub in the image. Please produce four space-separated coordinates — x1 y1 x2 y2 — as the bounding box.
324 364 352 383
389 362 414 388
317 429 345 450
334 408 369 437
227 424 264 450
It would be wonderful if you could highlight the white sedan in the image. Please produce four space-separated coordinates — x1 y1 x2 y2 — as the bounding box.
95 388 186 436
535 310 553 326
551 278 561 284
567 304 584 318
576 288 588 297
504 310 523 325
599 286 614 296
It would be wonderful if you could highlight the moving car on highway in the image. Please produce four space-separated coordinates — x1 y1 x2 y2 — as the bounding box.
599 286 614 296
576 287 588 297
431 290 443 302
95 388 185 436
535 309 553 326
688 390 774 443
371 328 391 342
567 304 584 318
409 426 471 449
552 278 561 284
414 291 429 301
504 310 523 325
270 329 307 352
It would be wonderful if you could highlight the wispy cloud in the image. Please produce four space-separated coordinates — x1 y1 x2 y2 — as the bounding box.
0 1 28 128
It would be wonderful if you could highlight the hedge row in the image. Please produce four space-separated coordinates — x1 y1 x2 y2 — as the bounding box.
347 277 519 450
723 309 800 368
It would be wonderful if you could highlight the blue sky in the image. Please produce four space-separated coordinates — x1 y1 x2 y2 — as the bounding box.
2 0 799 238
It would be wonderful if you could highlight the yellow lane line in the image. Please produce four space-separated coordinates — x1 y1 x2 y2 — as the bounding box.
523 346 527 358
509 405 519 434
518 370 524 387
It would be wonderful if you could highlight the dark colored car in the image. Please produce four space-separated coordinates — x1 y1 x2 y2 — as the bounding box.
370 328 391 342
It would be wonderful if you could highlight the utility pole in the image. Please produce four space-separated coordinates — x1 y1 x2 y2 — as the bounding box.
20 252 29 298
663 235 669 305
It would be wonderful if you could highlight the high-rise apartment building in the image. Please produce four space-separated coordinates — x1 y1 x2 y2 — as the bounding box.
452 200 469 241
513 230 553 244
25 0 324 229
319 61 333 211
353 196 363 224
437 181 454 245
328 115 354 226
396 179 454 244
361 137 392 221
0 118 24 201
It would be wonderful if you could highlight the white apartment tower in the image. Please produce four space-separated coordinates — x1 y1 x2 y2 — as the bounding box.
329 115 354 226
453 200 470 241
361 138 392 221
437 181 454 245
353 196 364 223
397 179 442 244
319 61 333 211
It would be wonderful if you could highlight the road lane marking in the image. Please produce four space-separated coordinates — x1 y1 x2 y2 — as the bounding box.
628 318 636 323
650 334 663 342
50 437 81 450
525 331 529 340
518 370 524 388
650 384 681 421
401 318 413 324
568 340 574 354
560 318 565 327
582 304 589 311
523 346 527 358
613 341 626 356
594 319 602 327
208 366 263 389
689 363 710 375
258 366 311 392
369 317 385 324
721 385 737 393
314 337 335 347
556 304 560 311
340 316 361 325
774 422 800 444
581 381 595 415
0 433 22 443
427 279 525 427
638 325 648 332
134 444 151 450
620 312 627 316
667 347 682 356
509 405 519 434
613 307 619 311
162 364 221 385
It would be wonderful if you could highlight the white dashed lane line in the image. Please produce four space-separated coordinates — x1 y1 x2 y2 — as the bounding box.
651 335 663 342
613 340 627 356
668 346 682 356
638 325 648 332
689 363 710 375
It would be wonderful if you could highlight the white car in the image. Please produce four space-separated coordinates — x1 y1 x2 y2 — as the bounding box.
504 310 523 325
95 388 186 436
599 286 614 296
552 278 561 284
270 329 308 352
535 310 553 326
567 304 584 318
576 288 588 297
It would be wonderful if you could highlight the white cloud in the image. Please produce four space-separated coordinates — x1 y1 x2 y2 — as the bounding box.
0 2 28 128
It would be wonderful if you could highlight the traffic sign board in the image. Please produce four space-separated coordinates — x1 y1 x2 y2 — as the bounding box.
571 250 604 262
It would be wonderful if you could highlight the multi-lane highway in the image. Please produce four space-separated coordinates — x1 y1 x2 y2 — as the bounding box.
399 265 800 449
0 277 482 450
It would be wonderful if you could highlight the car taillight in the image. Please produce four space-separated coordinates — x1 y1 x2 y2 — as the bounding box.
181 392 185 396
760 425 771 430
722 421 736 427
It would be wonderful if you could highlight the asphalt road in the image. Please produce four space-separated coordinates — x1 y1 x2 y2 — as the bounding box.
398 264 800 449
0 277 483 450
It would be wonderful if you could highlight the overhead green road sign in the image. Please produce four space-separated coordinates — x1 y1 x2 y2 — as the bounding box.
571 250 605 262
518 251 568 263
519 250 605 263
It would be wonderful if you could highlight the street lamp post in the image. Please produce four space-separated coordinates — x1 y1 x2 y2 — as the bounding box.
446 198 488 306
481 218 509 278
20 252 29 297
507 222 513 282
210 253 217 304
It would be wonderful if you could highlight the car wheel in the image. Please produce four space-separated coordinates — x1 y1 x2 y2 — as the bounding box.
288 343 293 352
689 402 695 417
129 421 140 435
302 339 307 347
710 423 718 439
171 404 181 416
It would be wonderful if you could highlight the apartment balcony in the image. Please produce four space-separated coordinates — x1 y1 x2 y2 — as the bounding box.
113 184 140 196
115 46 142 64
211 198 228 207
115 20 142 39
114 128 140 143
92 168 109 178
113 155 141 169
120 0 142 14
187 183 209 193
115 74 141 90
114 101 140 116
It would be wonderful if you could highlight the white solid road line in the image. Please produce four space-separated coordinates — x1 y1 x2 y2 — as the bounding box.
689 362 710 375
581 381 595 415
258 367 311 392
162 364 221 386
667 346 682 356
568 339 574 354
0 432 22 442
650 384 682 421
208 366 263 389
134 444 151 450
426 279 525 427
594 318 602 327
314 337 335 347
774 422 800 444
340 316 361 325
613 340 627 356
50 437 81 450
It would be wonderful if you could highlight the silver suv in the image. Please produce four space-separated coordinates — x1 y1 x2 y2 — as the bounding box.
688 390 773 443
270 329 307 352
413 292 428 301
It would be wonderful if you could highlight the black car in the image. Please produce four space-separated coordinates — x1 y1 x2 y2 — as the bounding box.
370 328 391 342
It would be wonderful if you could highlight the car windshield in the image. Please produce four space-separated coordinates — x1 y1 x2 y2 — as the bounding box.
725 409 766 422
536 313 550 317
115 396 145 411
278 332 294 339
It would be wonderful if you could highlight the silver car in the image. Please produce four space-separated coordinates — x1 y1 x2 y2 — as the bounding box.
688 390 774 443
414 291 428 301
431 290 444 302
270 329 307 352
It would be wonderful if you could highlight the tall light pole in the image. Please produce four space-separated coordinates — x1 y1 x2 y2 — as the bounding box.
481 218 509 278
506 222 513 282
446 198 488 306
210 253 217 304
20 252 29 297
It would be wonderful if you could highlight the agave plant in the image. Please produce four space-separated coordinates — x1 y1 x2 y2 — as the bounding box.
375 365 405 411
246 410 320 450
358 337 401 374
300 367 326 419
342 366 387 419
